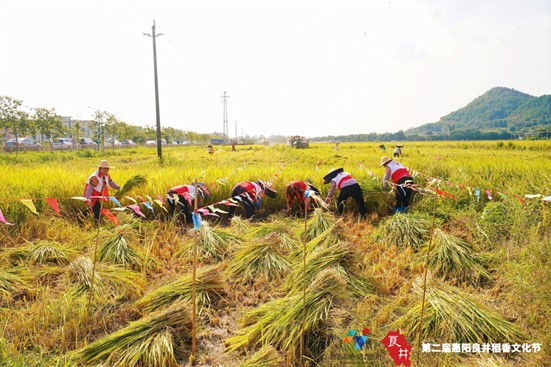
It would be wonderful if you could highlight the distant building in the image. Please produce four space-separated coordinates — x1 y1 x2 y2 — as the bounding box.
61 116 93 138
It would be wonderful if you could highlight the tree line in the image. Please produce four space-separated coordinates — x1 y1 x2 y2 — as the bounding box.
0 96 215 149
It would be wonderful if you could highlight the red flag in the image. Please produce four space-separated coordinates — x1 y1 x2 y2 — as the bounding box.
512 194 526 205
45 198 61 216
440 190 457 200
100 209 119 226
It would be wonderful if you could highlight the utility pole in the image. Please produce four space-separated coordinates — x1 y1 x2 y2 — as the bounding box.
144 20 163 164
221 91 229 139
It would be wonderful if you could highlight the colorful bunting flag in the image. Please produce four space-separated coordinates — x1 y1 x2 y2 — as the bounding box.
207 205 228 214
71 196 90 202
100 209 119 226
220 199 239 207
109 196 122 207
0 208 14 225
112 207 128 212
192 211 202 230
45 198 61 216
197 208 210 216
512 194 525 204
154 199 168 212
128 204 146 218
143 201 155 214
125 196 137 204
485 190 493 200
20 199 38 215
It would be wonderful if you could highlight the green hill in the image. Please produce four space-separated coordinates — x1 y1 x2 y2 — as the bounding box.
407 87 551 138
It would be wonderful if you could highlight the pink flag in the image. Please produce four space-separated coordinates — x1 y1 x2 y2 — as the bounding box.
0 208 14 225
197 208 211 216
128 204 146 218
220 200 239 207
485 190 493 200
45 198 61 216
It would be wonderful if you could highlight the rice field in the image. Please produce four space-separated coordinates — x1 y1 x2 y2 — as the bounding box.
0 141 550 366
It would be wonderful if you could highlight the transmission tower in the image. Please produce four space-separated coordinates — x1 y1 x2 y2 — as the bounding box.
221 91 229 139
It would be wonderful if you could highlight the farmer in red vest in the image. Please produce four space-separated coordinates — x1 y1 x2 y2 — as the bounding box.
323 168 367 217
166 182 210 223
228 180 276 219
380 156 414 213
286 180 320 215
83 160 120 221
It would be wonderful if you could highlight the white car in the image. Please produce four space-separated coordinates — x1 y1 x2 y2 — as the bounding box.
146 139 167 146
105 138 122 146
52 138 75 146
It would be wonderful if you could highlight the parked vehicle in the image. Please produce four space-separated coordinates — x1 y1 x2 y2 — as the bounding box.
120 139 136 146
52 138 76 146
146 139 166 146
3 138 41 151
4 138 41 146
105 138 122 146
79 138 97 146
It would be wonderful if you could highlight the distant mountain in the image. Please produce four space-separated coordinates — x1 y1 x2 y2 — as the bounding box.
406 87 551 138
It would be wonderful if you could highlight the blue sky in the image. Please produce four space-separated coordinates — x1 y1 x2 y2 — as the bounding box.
1 0 550 138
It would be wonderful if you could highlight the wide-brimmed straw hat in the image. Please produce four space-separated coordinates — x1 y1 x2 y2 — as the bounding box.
257 180 276 198
98 160 114 169
379 156 392 167
323 168 344 184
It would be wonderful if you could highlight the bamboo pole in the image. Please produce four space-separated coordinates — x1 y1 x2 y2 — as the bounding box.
87 201 102 310
190 179 199 365
416 190 438 364
300 196 309 367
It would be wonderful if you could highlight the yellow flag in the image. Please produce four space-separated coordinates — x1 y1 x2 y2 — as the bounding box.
20 199 38 215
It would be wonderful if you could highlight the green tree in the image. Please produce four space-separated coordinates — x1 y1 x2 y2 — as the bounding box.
0 96 32 154
32 107 65 152
90 108 107 151
103 113 126 147
72 121 81 146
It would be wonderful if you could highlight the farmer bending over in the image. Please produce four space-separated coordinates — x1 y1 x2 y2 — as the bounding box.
167 182 210 224
380 156 414 214
286 180 320 215
323 168 367 218
228 180 276 219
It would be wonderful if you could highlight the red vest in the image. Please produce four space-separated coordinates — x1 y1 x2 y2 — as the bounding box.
387 161 410 183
